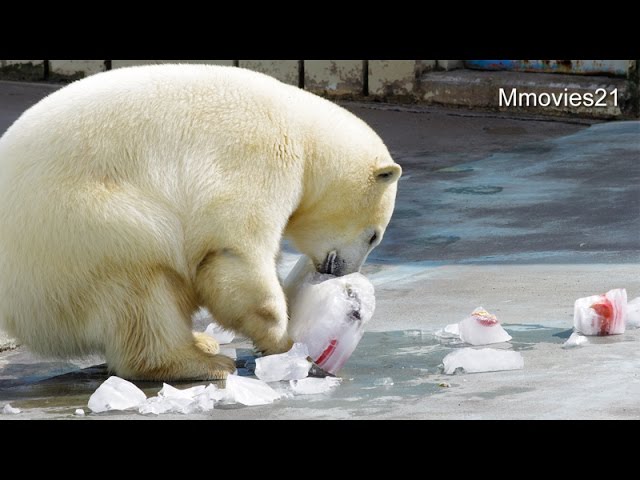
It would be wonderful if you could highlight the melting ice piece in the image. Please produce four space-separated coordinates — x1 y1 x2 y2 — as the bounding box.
284 256 375 375
458 307 512 345
374 377 394 386
140 384 204 415
204 322 235 345
224 374 281 406
563 332 589 348
255 343 312 382
88 376 147 413
574 288 627 336
2 404 21 415
442 348 524 374
434 323 460 340
626 297 640 329
74 409 85 416
289 377 342 395
139 383 221 415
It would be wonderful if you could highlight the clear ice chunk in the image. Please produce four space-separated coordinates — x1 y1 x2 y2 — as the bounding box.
139 383 219 415
223 374 281 406
255 343 312 382
204 322 235 345
458 307 512 345
442 348 524 374
574 288 627 336
74 409 85 416
434 323 460 339
89 375 282 415
88 376 147 413
289 377 342 395
563 331 589 348
626 297 640 329
284 256 375 375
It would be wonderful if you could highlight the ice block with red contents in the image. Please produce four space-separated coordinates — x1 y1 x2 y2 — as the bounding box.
573 288 627 336
284 256 375 375
458 307 512 345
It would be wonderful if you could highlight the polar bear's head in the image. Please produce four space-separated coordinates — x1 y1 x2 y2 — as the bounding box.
286 153 401 277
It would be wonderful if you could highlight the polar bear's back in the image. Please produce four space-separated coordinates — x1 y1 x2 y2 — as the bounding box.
0 64 305 175
0 65 309 260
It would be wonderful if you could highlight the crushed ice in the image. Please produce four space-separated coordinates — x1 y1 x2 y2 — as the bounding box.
254 342 312 382
563 331 589 349
434 323 460 340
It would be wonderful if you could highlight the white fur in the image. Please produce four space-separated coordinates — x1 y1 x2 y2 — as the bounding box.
0 65 400 380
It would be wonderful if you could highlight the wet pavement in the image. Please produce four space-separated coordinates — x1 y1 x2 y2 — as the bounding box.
1 81 639 419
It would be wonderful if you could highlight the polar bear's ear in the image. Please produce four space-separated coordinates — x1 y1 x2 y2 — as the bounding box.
375 164 402 183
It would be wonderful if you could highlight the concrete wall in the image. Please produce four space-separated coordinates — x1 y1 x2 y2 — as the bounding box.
1 60 637 118
0 59 458 99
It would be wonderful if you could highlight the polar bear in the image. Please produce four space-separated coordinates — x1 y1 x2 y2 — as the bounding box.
0 64 401 381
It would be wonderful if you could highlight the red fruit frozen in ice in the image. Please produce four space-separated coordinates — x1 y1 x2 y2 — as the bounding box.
573 288 627 336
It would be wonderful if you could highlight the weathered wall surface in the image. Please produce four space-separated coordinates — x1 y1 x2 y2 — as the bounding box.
0 60 637 118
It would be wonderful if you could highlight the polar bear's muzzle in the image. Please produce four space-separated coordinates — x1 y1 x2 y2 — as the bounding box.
318 250 348 276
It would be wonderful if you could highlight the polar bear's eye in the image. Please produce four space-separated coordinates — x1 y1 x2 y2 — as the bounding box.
369 233 378 245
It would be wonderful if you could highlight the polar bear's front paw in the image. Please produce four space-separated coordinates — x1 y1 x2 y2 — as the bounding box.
206 354 237 380
193 331 220 355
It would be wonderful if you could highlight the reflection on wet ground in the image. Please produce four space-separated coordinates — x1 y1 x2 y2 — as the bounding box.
0 325 580 418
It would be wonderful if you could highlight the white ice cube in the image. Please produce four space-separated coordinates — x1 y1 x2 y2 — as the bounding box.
563 332 589 348
74 409 85 416
139 383 218 415
627 297 640 329
223 374 281 406
285 256 375 375
140 396 196 415
159 383 207 399
88 376 147 413
574 288 627 336
2 403 21 415
434 323 460 340
289 377 342 395
255 343 312 382
442 348 524 374
458 307 512 346
204 322 235 345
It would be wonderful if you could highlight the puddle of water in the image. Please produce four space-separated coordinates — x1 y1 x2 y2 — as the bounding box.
436 166 475 173
0 325 588 417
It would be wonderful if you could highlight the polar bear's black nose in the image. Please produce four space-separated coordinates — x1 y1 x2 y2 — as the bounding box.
318 250 345 276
